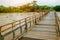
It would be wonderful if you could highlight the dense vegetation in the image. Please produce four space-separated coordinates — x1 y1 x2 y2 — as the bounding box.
54 5 60 11
0 1 60 13
0 5 54 13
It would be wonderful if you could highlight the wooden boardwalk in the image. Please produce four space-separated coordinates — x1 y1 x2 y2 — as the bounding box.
21 12 59 40
0 11 60 40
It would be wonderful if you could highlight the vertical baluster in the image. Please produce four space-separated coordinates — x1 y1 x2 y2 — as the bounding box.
35 16 37 24
41 12 43 19
12 23 15 40
25 18 27 32
33 16 35 25
0 27 4 40
20 27 22 34
19 21 22 34
0 28 1 40
39 14 40 21
39 15 40 21
19 20 23 40
39 13 40 20
31 16 33 25
30 17 31 27
39 12 41 20
32 14 35 25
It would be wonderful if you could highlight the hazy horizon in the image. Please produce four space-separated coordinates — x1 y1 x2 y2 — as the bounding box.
0 0 60 7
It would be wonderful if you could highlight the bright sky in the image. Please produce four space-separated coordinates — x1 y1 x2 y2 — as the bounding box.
0 0 60 6
0 0 33 6
37 0 60 6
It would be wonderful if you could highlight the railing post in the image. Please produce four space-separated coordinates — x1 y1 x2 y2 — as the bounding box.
25 18 27 32
0 27 4 40
38 16 40 22
30 17 32 27
35 15 37 25
20 27 22 34
19 21 22 34
12 24 15 40
39 13 41 20
32 16 34 25
40 12 43 20
32 13 36 25
32 15 35 25
0 28 2 40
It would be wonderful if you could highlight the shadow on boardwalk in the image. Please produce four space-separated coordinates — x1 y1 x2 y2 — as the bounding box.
20 37 44 40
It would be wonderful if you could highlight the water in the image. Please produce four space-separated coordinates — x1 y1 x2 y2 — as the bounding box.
0 12 40 26
0 12 42 35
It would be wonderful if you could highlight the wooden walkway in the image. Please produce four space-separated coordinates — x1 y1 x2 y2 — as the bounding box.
21 12 59 40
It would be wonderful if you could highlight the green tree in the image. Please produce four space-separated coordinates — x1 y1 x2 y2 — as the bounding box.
54 5 60 11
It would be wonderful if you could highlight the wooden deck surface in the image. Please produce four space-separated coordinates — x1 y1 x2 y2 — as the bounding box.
21 12 59 40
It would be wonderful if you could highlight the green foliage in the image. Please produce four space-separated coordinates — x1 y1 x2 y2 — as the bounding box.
0 6 7 12
0 1 54 13
54 5 60 11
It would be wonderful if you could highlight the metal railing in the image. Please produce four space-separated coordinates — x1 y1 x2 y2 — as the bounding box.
0 11 49 40
54 11 60 37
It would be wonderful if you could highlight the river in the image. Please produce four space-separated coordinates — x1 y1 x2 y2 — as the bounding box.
0 12 41 26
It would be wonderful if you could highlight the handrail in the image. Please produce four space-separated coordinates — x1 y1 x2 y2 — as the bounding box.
54 11 60 36
0 14 36 40
0 16 34 32
0 11 49 40
0 16 31 28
